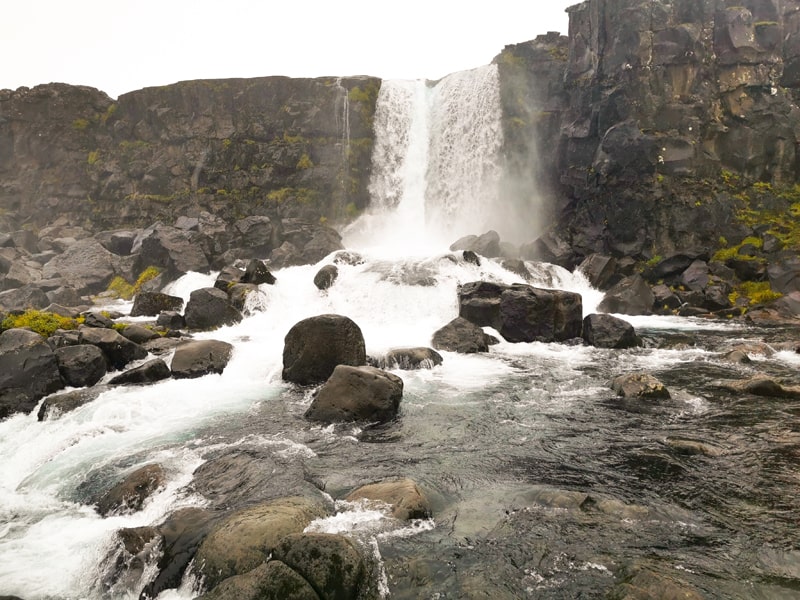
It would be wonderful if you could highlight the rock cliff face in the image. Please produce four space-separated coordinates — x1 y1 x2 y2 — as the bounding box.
497 0 800 264
0 76 378 232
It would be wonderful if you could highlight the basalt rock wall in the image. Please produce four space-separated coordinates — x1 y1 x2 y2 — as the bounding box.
496 0 800 263
0 76 379 232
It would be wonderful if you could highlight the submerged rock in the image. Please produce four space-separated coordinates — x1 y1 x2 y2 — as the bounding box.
379 347 443 370
37 386 108 421
714 374 800 398
282 314 366 385
345 477 432 520
313 264 338 290
432 316 496 354
611 373 670 400
305 365 403 423
170 340 233 379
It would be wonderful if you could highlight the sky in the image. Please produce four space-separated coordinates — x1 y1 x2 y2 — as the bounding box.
2 1 575 99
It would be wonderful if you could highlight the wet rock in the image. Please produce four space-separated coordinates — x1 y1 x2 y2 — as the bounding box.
170 339 233 379
117 324 161 344
611 373 670 400
231 216 278 258
463 250 481 266
195 561 320 600
598 275 654 316
432 316 496 354
715 373 800 398
664 437 722 457
345 477 432 520
0 328 64 419
651 284 681 313
155 311 185 330
274 533 365 600
130 291 184 317
269 241 303 269
78 327 148 370
577 254 618 290
520 230 574 268
681 259 710 292
313 264 338 290
500 258 531 280
720 349 752 365
54 344 107 387
332 251 364 266
108 359 171 386
459 281 582 343
306 365 403 424
96 464 166 516
194 497 328 590
582 313 640 349
184 287 243 330
768 254 800 295
227 283 260 312
282 314 366 385
37 386 107 421
243 258 276 285
454 230 502 258
213 265 245 291
380 347 443 370
608 564 704 600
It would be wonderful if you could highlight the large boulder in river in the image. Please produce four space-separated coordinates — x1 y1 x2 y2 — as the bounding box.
194 497 328 590
611 373 670 400
432 316 496 353
313 264 338 290
598 275 655 315
184 287 243 330
459 281 582 343
130 291 184 317
170 340 233 379
109 358 171 386
95 464 166 516
54 344 107 387
0 328 64 418
282 314 366 385
78 327 148 370
582 314 641 349
305 365 404 423
380 347 443 370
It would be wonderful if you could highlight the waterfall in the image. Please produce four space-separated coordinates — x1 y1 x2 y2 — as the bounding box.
344 64 504 253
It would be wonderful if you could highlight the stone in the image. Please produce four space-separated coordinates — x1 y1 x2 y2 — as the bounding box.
768 255 800 295
54 344 107 388
0 285 50 311
41 238 118 295
500 258 531 280
132 224 210 279
109 359 171 386
82 311 114 328
715 374 800 398
282 314 366 385
681 259 710 292
194 497 328 590
78 327 148 370
227 283 260 312
195 561 319 600
611 373 670 400
313 264 338 290
37 386 107 421
431 316 496 354
213 265 245 291
243 258 276 285
96 464 166 516
170 340 233 379
380 347 443 370
306 365 403 424
156 311 185 330
598 275 655 316
184 287 243 330
130 291 184 317
0 328 64 419
273 533 365 600
117 324 161 344
345 478 432 520
582 314 640 349
232 216 278 258
577 254 618 289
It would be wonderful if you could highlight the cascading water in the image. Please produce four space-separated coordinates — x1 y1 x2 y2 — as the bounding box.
2 68 800 600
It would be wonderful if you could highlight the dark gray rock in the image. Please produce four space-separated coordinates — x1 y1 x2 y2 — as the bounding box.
313 265 338 290
651 284 682 312
232 215 278 258
306 365 403 423
96 464 166 516
37 386 108 421
118 324 161 344
155 311 185 330
82 311 114 329
46 286 84 307
227 283 260 312
130 291 184 317
213 265 245 291
450 230 502 258
500 258 531 280
681 259 710 292
184 287 243 330
431 316 496 354
768 254 800 295
0 328 64 419
582 314 640 349
0 285 50 311
578 254 618 290
41 238 118 295
55 344 107 388
170 339 233 379
109 359 171 386
345 478 432 520
598 275 655 316
282 314 366 385
78 327 148 370
380 347 443 370
195 561 319 600
243 258 276 285
132 224 210 279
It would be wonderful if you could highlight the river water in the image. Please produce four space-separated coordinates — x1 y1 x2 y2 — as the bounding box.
2 66 800 598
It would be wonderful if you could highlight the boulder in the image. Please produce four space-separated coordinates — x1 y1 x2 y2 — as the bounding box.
651 284 682 313
500 258 531 281
170 340 233 379
431 316 496 353
282 314 366 385
54 344 107 388
108 359 171 386
598 275 655 315
714 374 800 398
118 324 161 344
611 373 670 400
450 230 502 258
463 250 481 266
301 228 345 264
37 386 107 421
0 328 64 419
243 259 276 285
0 285 50 311
380 347 443 370
458 281 583 343
184 287 243 330
82 311 114 329
313 265 338 290
232 215 278 258
577 254 618 290
305 365 403 423
608 565 704 600
130 291 184 317
193 497 328 590
768 254 800 295
41 238 118 295
96 464 166 516
78 327 148 370
195 561 319 600
46 286 84 307
213 265 245 291
132 224 210 279
680 259 710 292
227 283 260 312
582 314 640 349
520 230 574 268
273 533 365 600
156 311 186 330
345 477 432 520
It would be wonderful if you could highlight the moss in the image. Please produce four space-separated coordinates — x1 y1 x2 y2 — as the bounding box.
111 322 127 332
222 138 232 148
72 118 90 131
296 153 314 170
1 310 80 338
100 103 117 125
645 255 663 267
282 132 306 144
87 150 101 165
266 187 317 205
729 281 783 306
106 266 161 300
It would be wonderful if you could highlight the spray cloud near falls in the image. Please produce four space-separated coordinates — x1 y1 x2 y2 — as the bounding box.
343 64 544 254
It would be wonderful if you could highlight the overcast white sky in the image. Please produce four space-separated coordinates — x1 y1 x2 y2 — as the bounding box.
2 1 575 99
